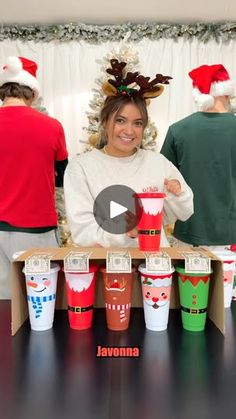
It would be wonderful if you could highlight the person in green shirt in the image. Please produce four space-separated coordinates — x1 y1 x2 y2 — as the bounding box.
161 64 236 249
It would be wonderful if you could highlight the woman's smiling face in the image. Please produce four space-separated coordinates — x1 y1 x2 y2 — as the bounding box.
104 103 144 157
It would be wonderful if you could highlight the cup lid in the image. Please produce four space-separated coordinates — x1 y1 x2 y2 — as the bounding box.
12 250 26 260
62 263 98 273
100 265 136 273
211 250 236 262
138 263 174 276
22 262 60 274
175 265 213 276
133 192 166 199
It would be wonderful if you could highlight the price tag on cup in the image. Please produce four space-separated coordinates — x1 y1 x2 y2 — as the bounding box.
144 251 171 272
106 251 131 273
182 251 211 274
24 253 51 275
64 251 91 273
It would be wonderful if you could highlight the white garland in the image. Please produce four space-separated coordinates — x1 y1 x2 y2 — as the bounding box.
1 22 236 43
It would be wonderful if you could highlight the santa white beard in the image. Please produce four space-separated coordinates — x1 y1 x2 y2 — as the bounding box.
66 272 94 292
144 298 169 308
143 301 170 331
224 282 233 307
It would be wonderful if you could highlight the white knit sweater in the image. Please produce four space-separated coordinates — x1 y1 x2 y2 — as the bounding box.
64 148 194 247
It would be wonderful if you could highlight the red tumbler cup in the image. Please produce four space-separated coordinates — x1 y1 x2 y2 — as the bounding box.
64 264 98 330
134 192 166 251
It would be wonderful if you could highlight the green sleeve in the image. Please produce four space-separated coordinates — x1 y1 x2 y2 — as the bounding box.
160 127 179 168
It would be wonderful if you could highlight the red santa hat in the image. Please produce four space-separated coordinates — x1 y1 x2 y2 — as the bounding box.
0 56 39 97
189 64 234 111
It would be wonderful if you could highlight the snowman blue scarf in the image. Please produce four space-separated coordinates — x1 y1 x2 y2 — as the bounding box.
27 294 56 319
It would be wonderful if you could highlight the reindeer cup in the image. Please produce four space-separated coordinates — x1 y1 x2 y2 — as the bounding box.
100 267 135 331
64 264 98 330
23 263 60 331
138 264 174 331
134 193 166 251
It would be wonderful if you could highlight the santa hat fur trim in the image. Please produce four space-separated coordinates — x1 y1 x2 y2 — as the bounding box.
0 56 39 97
189 64 234 111
210 79 234 97
192 88 215 111
142 276 172 287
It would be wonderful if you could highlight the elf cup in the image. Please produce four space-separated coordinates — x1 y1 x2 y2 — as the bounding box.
138 264 174 331
211 250 236 308
23 263 60 331
176 266 212 332
64 264 98 330
232 273 236 301
100 267 135 331
134 193 166 251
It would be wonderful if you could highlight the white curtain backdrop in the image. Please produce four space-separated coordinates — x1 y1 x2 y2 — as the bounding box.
1 37 236 157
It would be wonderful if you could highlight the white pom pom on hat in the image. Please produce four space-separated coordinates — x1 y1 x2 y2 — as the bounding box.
4 56 23 74
0 56 40 97
189 64 234 111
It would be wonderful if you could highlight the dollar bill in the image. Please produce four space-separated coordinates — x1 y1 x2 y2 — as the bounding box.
106 251 131 273
64 251 91 272
24 253 51 274
144 251 171 272
182 252 211 273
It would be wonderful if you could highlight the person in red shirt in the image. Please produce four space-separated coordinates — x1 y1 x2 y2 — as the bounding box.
0 56 68 299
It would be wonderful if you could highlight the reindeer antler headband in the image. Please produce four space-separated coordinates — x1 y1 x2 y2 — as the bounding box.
102 59 172 99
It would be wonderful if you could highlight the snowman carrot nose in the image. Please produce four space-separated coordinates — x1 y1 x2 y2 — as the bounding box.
27 281 38 288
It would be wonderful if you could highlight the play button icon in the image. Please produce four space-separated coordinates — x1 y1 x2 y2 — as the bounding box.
93 185 140 234
110 201 127 219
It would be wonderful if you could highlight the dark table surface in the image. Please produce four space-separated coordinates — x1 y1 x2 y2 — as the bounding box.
1 301 236 419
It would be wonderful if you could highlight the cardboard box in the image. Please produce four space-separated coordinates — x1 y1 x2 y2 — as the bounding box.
11 246 224 335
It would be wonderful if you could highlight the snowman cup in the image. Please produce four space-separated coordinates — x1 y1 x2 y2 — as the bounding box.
23 263 60 331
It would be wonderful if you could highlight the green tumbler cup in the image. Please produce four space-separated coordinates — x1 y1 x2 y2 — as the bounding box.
176 266 212 332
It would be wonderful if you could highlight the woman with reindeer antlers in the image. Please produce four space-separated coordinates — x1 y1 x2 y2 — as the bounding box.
64 59 194 247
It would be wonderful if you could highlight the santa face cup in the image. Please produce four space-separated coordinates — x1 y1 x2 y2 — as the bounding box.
211 251 236 308
176 266 212 332
23 263 60 331
100 267 135 331
64 264 98 330
134 193 166 251
138 264 174 331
